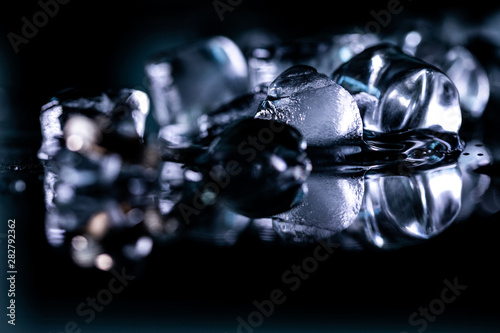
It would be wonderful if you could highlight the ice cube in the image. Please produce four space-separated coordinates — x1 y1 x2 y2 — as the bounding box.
245 34 380 88
255 65 363 147
144 36 250 145
197 84 268 144
332 43 462 135
38 88 150 161
401 32 490 119
195 118 311 218
38 100 64 161
38 88 159 266
43 147 158 269
428 46 489 119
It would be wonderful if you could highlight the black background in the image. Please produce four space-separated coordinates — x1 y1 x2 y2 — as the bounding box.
1 1 500 332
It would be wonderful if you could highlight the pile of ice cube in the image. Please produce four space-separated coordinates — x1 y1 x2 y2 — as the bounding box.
39 13 498 268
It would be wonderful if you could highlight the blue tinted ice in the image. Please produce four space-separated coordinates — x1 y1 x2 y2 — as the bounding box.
145 36 250 145
255 65 362 147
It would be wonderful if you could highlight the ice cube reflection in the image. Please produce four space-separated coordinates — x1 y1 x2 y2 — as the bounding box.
356 164 462 249
278 160 465 249
38 88 159 270
331 141 491 250
272 171 364 244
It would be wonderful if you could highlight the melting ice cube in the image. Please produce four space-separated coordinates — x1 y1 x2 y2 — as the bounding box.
255 65 363 147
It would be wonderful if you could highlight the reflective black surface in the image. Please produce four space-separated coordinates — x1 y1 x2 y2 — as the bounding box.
1 1 500 332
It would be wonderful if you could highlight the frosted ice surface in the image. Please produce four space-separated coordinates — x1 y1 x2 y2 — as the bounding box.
255 65 362 147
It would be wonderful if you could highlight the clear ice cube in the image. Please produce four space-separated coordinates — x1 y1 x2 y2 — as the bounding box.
255 65 363 147
332 43 462 135
401 32 490 119
144 36 250 145
456 140 491 221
